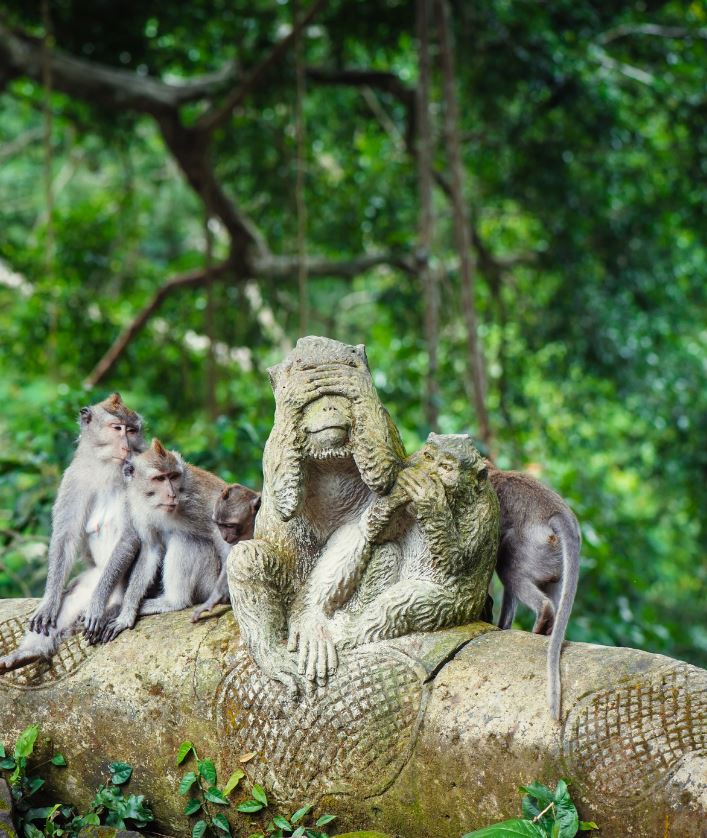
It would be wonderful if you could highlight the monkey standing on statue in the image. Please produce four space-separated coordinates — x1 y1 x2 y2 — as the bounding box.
84 439 237 643
0 394 145 673
488 461 581 721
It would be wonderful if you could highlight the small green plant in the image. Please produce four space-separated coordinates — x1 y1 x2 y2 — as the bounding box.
176 741 336 838
1 724 153 838
461 780 598 838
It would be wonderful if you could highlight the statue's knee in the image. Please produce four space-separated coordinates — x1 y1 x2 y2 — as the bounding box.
227 540 267 583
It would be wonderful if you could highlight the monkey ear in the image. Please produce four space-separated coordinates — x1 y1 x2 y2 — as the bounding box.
122 461 135 479
221 486 232 500
79 406 92 426
251 494 262 513
151 438 168 457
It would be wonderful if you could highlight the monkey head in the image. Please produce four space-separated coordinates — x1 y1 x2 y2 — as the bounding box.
414 433 488 494
78 392 145 463
212 484 261 545
124 438 185 516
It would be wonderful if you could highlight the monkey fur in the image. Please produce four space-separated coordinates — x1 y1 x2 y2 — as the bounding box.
0 394 145 673
488 461 581 721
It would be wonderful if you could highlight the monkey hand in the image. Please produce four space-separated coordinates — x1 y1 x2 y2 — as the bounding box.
191 590 228 623
28 597 60 636
288 614 338 690
99 612 136 644
80 602 110 645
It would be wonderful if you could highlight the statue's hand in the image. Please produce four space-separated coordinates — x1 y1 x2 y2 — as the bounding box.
397 468 446 517
278 370 326 413
305 363 376 405
288 615 338 688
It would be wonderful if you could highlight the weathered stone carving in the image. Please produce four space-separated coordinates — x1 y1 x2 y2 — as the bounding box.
227 337 498 695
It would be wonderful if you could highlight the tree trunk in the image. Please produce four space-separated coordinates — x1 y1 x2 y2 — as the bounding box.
435 0 492 448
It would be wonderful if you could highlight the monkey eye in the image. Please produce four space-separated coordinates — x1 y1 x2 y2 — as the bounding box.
152 475 166 482
127 426 138 434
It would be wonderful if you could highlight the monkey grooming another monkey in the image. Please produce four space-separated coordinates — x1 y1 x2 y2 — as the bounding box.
0 393 145 673
92 439 230 643
488 461 581 721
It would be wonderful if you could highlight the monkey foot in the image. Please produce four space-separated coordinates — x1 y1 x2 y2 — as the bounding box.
0 649 42 673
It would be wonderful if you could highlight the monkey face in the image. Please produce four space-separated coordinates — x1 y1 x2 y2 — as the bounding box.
417 445 461 489
302 395 353 459
213 486 261 544
127 440 185 515
80 400 145 464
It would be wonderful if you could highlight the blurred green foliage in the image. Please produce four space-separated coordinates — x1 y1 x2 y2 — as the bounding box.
0 0 704 665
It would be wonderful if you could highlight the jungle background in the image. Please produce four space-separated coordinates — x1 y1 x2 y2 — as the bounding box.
0 0 704 667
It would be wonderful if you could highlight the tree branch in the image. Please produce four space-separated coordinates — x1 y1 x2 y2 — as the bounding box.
0 19 236 115
599 23 707 44
84 262 233 387
254 251 414 279
197 0 326 134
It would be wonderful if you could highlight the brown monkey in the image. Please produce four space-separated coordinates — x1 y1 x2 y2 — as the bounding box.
488 461 581 721
83 439 230 643
190 484 261 622
0 393 145 673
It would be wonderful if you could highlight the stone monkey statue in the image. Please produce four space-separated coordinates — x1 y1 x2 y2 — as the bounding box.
81 439 231 643
227 336 406 698
288 433 498 680
0 393 145 673
227 338 500 699
488 461 581 720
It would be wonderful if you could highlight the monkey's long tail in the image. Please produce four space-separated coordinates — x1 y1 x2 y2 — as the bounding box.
547 512 581 722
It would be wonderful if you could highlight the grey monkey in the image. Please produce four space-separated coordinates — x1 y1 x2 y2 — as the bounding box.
488 461 581 721
0 393 145 673
84 438 231 643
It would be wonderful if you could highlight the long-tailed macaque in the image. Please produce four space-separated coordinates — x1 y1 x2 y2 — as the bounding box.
487 461 581 721
87 439 230 643
0 393 145 673
190 483 261 622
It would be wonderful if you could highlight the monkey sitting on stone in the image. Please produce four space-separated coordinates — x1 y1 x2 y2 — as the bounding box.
81 439 232 643
487 460 581 721
191 483 261 622
0 393 145 673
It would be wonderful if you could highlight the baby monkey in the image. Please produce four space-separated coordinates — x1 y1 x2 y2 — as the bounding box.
487 461 581 721
192 483 261 622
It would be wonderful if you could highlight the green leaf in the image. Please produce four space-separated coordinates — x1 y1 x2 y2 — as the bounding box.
24 823 43 838
177 741 195 765
24 807 55 822
273 815 292 830
0 745 4 757
222 769 245 796
292 828 305 838
0 758 15 770
461 820 547 838
205 786 229 805
14 725 39 759
552 783 579 838
252 783 268 806
192 819 208 838
50 753 66 767
82 813 100 827
291 804 312 824
579 822 599 831
108 761 133 785
519 783 555 806
180 771 198 795
198 759 217 785
246 833 265 838
237 800 265 813
315 814 335 827
183 798 202 816
212 814 232 835
26 776 44 796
